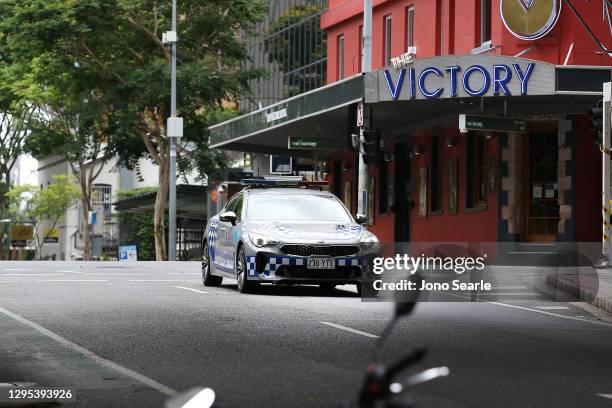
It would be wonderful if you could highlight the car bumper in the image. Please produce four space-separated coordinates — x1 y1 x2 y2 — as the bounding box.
245 251 376 285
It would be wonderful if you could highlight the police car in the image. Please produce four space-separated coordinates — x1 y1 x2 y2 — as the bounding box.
201 177 380 295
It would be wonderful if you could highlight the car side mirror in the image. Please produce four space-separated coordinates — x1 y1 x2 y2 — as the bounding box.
219 211 237 225
355 214 368 225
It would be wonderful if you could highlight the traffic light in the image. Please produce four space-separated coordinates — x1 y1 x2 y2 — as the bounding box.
588 104 603 144
362 128 382 165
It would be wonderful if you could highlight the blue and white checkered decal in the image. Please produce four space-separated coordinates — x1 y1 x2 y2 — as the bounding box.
246 256 361 278
207 220 219 263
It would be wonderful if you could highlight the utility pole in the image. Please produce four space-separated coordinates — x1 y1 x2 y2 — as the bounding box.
358 0 372 217
165 0 182 261
602 82 611 263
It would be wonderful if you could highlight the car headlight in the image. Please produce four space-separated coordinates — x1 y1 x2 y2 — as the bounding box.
359 232 380 251
248 233 279 248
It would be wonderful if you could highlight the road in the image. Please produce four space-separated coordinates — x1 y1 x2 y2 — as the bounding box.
0 261 611 408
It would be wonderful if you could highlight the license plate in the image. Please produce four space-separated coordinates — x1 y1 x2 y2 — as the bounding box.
307 257 335 270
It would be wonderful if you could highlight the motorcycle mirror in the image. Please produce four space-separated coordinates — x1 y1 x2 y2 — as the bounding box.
394 272 423 318
164 387 216 408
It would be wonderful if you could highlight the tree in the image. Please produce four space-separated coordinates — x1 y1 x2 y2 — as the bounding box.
264 3 327 98
5 175 80 259
1 0 267 260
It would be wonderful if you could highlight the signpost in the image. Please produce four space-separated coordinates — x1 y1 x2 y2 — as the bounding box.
288 137 346 150
118 245 138 262
459 114 527 133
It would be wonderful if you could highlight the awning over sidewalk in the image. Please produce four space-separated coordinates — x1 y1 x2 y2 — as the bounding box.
209 74 364 155
209 55 611 155
114 185 207 222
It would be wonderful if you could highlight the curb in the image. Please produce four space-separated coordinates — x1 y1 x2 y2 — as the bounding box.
543 273 612 314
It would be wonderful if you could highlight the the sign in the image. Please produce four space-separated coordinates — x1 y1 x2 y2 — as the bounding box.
390 49 416 69
356 102 364 127
266 108 287 123
459 114 527 133
11 224 33 247
366 56 556 103
43 227 59 244
270 155 292 174
501 0 562 41
118 245 137 261
288 137 346 150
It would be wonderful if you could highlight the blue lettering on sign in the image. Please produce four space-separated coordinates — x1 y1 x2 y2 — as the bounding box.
462 65 490 97
419 67 444 99
385 63 535 100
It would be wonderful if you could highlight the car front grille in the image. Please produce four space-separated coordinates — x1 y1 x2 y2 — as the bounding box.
280 244 359 257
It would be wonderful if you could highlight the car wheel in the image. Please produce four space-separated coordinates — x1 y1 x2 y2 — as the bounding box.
319 283 336 291
236 245 256 294
202 240 222 287
357 281 379 298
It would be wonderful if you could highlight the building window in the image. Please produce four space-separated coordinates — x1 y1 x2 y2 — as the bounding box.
466 132 487 208
378 160 389 215
430 135 441 213
92 184 113 216
384 15 392 66
337 34 345 80
406 6 415 50
480 0 492 44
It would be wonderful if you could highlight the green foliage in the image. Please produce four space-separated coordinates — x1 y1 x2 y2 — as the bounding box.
264 4 326 97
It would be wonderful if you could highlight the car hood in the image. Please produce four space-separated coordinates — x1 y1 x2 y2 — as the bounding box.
245 221 365 243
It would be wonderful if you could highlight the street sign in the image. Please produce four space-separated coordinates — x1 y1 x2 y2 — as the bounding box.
356 102 364 127
11 224 33 247
288 137 346 150
459 114 527 133
43 227 59 243
118 245 138 261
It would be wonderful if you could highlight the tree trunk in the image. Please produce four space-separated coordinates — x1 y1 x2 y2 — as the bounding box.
80 196 93 261
154 154 169 261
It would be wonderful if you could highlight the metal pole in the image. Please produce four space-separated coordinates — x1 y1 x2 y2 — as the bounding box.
168 0 178 261
602 82 611 263
358 0 372 217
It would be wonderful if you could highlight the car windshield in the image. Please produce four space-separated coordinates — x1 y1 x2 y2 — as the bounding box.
247 193 352 222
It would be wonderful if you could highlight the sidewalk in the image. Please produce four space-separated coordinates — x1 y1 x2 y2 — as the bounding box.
543 267 612 313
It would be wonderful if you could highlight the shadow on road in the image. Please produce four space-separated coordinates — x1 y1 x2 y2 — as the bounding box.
218 283 359 298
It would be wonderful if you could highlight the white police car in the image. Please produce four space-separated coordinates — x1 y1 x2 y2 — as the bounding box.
201 178 380 294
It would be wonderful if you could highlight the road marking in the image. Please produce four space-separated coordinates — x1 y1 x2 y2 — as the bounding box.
0 281 17 283
0 304 176 396
320 322 379 338
494 286 528 290
480 292 540 296
3 273 64 276
129 279 188 282
534 306 571 310
167 272 200 275
175 286 208 294
37 280 108 282
597 394 612 400
58 270 83 274
3 269 32 271
488 302 612 328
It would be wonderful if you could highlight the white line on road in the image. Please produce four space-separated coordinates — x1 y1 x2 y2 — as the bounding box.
58 270 83 274
488 302 612 328
129 279 190 282
534 306 571 310
597 394 612 399
3 273 64 276
494 286 528 290
480 292 540 296
320 322 379 338
0 304 176 396
36 280 108 282
3 269 32 271
175 286 208 294
167 272 200 275
0 281 17 283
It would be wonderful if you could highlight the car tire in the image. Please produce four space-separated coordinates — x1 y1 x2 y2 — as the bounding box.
202 240 222 287
319 283 336 291
236 244 257 294
357 281 379 298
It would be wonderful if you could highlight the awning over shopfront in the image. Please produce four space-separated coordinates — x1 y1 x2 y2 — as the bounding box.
209 55 611 155
114 185 207 222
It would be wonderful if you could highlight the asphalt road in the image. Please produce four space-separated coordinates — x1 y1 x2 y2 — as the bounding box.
0 261 611 408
